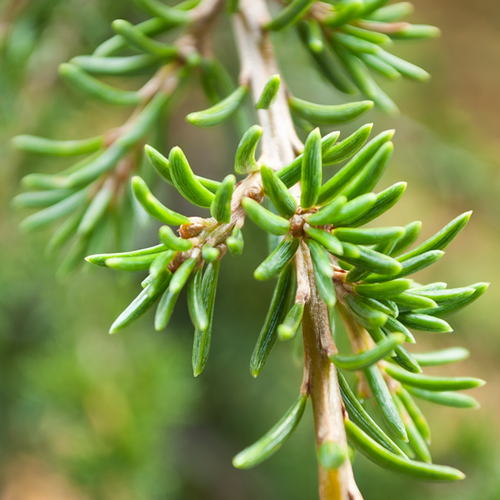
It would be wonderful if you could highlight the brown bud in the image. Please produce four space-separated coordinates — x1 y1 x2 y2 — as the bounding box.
179 217 208 238
289 214 305 236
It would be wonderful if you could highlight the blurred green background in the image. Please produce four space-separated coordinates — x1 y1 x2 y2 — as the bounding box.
0 0 499 499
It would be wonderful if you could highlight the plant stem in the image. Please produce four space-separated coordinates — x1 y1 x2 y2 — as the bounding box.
232 0 302 167
233 3 362 498
300 245 363 500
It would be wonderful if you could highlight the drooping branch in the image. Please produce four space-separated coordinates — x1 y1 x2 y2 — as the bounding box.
13 0 483 495
232 3 362 499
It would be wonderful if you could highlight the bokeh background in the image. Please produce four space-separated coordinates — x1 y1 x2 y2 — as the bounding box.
0 0 499 499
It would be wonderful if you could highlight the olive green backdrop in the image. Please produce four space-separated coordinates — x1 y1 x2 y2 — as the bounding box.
0 1 499 499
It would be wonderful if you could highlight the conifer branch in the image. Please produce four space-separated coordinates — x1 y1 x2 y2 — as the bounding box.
11 1 487 497
233 4 360 497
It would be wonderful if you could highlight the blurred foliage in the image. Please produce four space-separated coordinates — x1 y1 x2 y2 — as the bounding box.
1 0 500 499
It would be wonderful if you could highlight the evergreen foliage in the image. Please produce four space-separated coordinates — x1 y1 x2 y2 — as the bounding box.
12 0 487 497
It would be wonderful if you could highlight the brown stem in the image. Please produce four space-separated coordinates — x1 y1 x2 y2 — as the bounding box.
232 0 302 167
232 3 363 499
300 245 363 500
